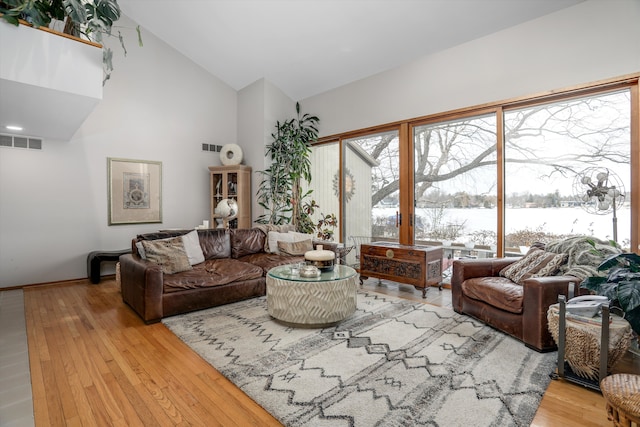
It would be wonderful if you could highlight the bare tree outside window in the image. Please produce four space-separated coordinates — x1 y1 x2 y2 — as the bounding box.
350 90 631 251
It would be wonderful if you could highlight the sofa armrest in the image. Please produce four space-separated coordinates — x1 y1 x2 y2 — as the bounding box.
451 258 518 312
119 254 164 323
521 275 582 351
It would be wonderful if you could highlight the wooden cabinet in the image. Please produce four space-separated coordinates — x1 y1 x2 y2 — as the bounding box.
359 242 443 298
209 165 252 229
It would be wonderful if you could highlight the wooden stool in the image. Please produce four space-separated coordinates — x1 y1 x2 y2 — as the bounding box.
601 374 640 426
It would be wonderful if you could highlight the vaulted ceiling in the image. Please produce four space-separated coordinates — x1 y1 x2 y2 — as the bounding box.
118 0 584 101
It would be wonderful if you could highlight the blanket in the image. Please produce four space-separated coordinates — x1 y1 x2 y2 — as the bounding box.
545 236 621 281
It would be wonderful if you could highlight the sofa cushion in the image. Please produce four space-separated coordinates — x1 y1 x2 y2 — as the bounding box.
198 229 231 259
254 224 296 252
462 277 524 314
141 237 192 275
277 239 313 256
499 248 567 285
239 252 305 274
181 230 205 265
231 228 266 258
135 230 185 257
267 231 314 254
162 258 263 293
267 231 291 254
135 230 209 265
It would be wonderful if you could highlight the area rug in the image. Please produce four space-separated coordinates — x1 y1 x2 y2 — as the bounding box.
163 291 556 426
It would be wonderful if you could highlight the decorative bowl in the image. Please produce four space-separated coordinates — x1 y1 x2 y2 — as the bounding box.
300 265 321 277
304 246 336 272
307 259 334 272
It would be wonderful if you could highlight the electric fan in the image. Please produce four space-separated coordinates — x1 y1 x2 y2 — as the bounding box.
572 167 625 242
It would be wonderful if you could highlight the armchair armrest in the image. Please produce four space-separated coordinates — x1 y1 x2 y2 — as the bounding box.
522 275 582 351
452 258 517 281
451 258 517 312
119 254 164 323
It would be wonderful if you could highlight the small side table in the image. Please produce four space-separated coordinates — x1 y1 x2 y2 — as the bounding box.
548 297 633 390
87 249 131 284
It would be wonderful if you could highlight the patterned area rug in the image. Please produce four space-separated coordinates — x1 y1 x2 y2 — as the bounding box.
163 291 555 426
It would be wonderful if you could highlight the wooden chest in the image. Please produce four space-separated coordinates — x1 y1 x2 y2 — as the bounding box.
359 242 443 298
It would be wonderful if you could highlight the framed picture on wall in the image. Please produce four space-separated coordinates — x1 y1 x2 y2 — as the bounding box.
108 157 162 225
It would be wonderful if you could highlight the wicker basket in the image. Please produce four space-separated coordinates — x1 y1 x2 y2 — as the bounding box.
115 261 121 289
547 304 633 381
600 374 640 426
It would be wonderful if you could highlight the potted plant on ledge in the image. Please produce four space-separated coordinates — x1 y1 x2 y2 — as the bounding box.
0 0 142 83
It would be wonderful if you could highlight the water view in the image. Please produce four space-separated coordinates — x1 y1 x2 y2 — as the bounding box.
372 206 631 249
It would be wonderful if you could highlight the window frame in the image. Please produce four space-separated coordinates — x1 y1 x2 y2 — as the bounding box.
316 73 640 255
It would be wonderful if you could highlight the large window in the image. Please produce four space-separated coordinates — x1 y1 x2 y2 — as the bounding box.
504 90 631 251
413 114 497 253
343 130 400 243
315 76 638 256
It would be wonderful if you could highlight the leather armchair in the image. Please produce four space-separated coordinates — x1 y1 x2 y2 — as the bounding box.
451 257 582 352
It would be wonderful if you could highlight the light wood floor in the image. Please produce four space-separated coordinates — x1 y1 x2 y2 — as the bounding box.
18 277 633 426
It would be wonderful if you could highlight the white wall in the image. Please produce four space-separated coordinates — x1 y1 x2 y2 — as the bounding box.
237 79 295 224
302 0 640 137
0 16 237 288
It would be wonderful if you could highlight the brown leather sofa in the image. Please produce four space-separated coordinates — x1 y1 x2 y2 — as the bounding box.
119 228 323 324
451 257 583 352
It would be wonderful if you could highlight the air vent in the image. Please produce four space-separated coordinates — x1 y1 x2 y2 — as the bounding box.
0 133 43 150
201 143 222 152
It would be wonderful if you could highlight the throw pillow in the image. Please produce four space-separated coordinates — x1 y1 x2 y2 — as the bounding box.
267 231 294 254
181 229 205 265
231 228 267 258
499 247 567 285
268 231 315 254
135 241 146 258
289 231 315 241
277 239 313 256
141 236 192 274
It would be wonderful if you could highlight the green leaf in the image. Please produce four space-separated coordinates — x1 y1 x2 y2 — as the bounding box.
579 276 607 291
623 306 640 336
618 280 640 312
63 0 87 23
0 13 20 26
136 25 143 47
599 252 640 271
118 30 127 56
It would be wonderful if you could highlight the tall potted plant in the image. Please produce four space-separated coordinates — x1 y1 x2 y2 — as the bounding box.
257 102 319 230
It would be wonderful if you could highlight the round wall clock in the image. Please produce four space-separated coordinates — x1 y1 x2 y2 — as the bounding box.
333 168 356 201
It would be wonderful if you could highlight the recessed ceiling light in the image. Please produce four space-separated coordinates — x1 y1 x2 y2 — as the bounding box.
6 125 23 131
